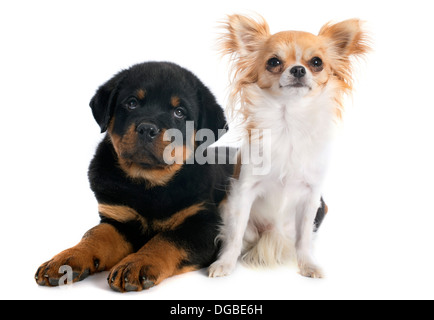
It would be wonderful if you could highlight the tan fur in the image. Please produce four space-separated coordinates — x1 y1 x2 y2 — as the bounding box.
108 123 186 187
109 124 137 159
35 224 134 286
220 14 371 121
136 236 189 284
98 204 148 230
170 96 181 107
109 235 195 291
118 160 183 187
136 89 146 100
153 202 205 232
232 151 242 180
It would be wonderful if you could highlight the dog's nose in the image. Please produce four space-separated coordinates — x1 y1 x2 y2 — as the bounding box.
290 66 306 78
136 123 160 140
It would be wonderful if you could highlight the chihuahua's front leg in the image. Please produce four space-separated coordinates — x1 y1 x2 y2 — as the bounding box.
296 193 324 278
209 179 257 278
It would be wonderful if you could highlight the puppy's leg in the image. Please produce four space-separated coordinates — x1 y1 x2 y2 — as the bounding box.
209 183 257 277
108 210 219 292
35 223 133 286
108 235 189 292
296 194 324 279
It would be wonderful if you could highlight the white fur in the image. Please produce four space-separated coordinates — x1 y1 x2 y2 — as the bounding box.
209 71 337 278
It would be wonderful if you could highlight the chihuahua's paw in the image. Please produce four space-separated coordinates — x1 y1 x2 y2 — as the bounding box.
298 262 324 279
208 259 237 278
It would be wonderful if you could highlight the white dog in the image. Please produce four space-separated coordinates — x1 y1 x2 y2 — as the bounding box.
209 14 369 278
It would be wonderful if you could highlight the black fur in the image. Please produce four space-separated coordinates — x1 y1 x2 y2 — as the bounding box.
89 61 233 269
35 62 233 292
35 61 326 291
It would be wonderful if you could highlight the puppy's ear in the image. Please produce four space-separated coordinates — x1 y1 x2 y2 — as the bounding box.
220 14 270 57
89 69 128 133
197 84 227 144
319 19 370 58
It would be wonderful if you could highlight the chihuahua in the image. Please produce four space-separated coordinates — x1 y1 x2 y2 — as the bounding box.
209 14 369 278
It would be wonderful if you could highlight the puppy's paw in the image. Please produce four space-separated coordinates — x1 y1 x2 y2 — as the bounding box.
208 259 237 278
35 248 100 286
108 254 157 293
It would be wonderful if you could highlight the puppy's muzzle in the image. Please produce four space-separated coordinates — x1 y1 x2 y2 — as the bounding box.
137 122 161 141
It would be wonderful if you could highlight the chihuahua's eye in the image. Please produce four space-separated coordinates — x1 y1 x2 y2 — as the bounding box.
174 107 186 119
267 58 282 68
310 57 323 69
125 98 138 111
266 57 284 73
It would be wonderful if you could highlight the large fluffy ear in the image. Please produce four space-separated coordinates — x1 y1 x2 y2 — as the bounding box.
89 69 128 133
220 14 270 57
319 19 370 58
219 14 271 121
197 84 228 145
319 19 370 100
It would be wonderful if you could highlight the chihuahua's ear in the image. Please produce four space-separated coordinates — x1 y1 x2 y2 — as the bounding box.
89 69 128 133
220 14 271 56
319 19 370 58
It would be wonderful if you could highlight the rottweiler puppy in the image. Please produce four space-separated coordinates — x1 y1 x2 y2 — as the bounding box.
35 62 233 292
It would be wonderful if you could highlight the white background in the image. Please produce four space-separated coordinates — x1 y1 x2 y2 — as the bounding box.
1 0 434 300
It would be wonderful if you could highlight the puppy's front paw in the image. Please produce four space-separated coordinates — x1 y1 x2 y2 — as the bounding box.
208 259 237 278
35 248 100 286
108 254 157 293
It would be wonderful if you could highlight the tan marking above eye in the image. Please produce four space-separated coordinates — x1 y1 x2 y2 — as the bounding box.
171 96 181 107
136 89 146 100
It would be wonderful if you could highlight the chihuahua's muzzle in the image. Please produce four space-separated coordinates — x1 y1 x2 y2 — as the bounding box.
290 66 306 79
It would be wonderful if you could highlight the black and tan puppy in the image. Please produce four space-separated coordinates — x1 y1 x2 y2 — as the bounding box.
35 62 233 292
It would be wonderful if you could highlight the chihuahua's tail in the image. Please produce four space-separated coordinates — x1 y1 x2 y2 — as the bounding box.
241 199 327 267
241 230 294 268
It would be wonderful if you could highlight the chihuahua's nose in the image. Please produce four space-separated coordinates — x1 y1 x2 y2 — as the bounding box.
290 66 306 78
137 123 160 140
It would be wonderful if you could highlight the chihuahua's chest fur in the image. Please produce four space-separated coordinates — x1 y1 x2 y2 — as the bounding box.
236 86 337 261
245 85 336 190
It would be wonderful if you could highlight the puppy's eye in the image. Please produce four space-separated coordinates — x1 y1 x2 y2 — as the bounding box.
125 98 138 111
174 107 186 119
267 58 282 68
310 57 323 69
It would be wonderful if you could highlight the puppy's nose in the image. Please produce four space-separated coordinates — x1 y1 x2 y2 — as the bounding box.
290 66 306 78
136 123 160 140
